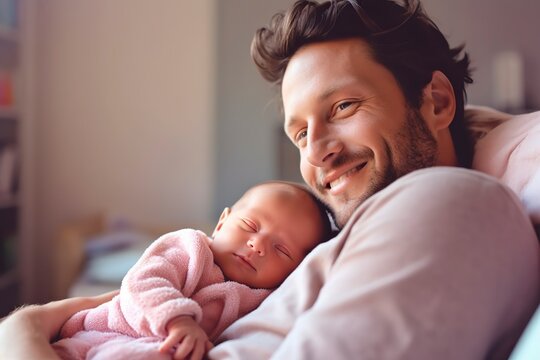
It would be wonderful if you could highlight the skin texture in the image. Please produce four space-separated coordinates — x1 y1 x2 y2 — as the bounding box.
282 38 457 226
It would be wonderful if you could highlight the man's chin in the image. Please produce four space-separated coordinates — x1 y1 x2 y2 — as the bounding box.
332 201 362 228
329 184 382 228
335 213 351 229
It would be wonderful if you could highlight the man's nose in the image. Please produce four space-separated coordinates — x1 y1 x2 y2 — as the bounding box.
247 237 266 256
305 122 342 167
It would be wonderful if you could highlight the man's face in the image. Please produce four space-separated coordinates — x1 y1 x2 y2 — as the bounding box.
282 38 438 227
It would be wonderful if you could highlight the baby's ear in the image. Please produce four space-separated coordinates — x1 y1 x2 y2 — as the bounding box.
212 207 231 237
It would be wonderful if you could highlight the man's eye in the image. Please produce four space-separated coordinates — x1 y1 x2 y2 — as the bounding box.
295 130 307 141
295 130 307 147
333 100 361 119
337 101 352 111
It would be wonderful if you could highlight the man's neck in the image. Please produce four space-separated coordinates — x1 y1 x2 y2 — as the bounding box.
437 131 459 167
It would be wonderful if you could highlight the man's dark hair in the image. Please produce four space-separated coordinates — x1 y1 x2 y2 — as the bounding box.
251 0 474 167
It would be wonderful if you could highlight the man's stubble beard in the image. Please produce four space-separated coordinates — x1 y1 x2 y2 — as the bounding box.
331 107 438 228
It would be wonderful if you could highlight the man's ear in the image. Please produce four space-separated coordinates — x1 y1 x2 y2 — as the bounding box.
212 207 231 237
420 70 456 133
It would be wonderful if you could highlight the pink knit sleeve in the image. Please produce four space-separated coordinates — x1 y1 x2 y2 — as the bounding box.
118 229 216 338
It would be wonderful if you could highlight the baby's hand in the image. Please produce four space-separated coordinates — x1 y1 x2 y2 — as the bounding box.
159 316 214 360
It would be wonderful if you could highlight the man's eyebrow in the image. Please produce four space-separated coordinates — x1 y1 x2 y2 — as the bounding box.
317 86 339 103
284 116 300 133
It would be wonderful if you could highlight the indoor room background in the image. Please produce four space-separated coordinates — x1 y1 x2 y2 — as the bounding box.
0 0 538 311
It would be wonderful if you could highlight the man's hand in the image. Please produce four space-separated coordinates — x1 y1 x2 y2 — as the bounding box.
159 316 214 360
41 290 119 339
0 290 118 360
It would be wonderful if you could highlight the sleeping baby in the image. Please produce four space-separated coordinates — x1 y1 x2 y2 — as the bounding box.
52 181 334 360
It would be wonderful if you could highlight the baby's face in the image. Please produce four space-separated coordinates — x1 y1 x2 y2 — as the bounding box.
210 183 323 289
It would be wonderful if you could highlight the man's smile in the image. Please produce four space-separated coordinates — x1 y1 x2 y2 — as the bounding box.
322 162 368 194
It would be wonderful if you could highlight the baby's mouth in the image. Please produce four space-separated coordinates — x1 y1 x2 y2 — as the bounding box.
235 254 256 271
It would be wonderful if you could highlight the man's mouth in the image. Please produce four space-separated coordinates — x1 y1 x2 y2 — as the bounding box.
325 162 367 190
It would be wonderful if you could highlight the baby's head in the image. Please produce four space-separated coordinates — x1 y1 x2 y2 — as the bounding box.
210 181 334 289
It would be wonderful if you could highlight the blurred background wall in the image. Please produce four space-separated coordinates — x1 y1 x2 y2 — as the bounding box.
16 0 540 302
29 0 216 301
423 0 540 110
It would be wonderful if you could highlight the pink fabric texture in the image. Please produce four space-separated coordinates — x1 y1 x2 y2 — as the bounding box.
53 229 270 360
473 110 540 223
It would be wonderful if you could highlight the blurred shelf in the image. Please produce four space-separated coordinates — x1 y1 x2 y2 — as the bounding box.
0 269 17 290
0 0 24 312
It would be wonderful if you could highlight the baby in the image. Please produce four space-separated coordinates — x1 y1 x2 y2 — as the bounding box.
52 181 334 360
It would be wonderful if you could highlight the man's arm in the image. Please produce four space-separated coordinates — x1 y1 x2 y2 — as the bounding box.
0 291 117 360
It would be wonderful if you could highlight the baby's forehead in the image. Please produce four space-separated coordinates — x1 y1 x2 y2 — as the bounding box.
241 184 322 225
241 182 312 206
237 183 328 250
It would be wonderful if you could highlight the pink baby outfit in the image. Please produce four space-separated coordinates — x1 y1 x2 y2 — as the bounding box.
53 229 271 360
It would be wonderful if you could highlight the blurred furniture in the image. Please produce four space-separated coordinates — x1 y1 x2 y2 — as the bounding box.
53 213 108 299
53 212 213 299
0 0 28 317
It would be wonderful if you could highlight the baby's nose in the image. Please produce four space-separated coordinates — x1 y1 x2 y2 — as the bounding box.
247 237 265 256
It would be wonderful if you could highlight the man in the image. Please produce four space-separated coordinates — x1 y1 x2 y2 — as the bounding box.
0 1 538 359
208 0 539 358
